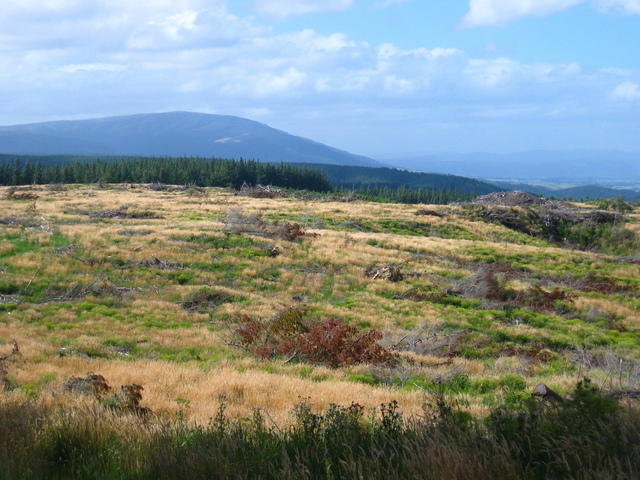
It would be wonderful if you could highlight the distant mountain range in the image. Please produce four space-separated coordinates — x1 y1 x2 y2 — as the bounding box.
1 111 638 200
378 151 640 184
491 182 640 201
0 112 380 167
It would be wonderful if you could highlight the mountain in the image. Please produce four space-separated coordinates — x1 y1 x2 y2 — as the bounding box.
380 150 640 184
308 164 501 196
491 181 640 201
0 112 381 167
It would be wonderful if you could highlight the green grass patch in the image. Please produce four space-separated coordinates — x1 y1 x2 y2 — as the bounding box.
347 373 378 385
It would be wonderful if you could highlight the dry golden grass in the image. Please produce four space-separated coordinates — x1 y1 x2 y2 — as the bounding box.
7 354 428 425
1 185 639 424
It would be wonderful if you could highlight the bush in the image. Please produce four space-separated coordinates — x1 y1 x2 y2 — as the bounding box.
234 311 396 367
487 378 631 479
0 383 639 479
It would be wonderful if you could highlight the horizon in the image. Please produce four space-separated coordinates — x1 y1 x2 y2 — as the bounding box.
0 1 639 155
2 110 640 159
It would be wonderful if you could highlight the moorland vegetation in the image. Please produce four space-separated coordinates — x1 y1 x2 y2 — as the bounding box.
1 180 640 478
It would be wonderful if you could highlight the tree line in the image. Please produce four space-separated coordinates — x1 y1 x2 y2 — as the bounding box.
1 155 481 204
0 156 333 192
312 163 498 196
343 184 472 204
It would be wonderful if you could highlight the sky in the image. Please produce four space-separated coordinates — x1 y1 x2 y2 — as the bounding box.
0 0 639 156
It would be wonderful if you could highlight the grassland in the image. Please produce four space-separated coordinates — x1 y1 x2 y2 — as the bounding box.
1 183 639 477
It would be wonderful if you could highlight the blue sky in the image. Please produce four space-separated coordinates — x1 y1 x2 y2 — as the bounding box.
0 0 639 155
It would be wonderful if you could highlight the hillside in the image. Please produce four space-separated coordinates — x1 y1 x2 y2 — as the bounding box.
311 163 502 196
1 184 640 477
492 181 640 201
0 112 381 167
1 184 639 414
382 150 640 185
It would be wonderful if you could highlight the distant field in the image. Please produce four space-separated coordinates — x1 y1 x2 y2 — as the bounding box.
1 183 639 426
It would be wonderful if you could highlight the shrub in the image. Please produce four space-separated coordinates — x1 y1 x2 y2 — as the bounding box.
297 318 395 367
0 383 639 479
234 312 396 367
516 285 574 313
460 264 510 301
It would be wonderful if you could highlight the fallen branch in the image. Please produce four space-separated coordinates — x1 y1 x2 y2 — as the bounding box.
433 364 463 384
256 407 284 434
138 255 183 270
532 383 640 402
282 350 298 364
0 342 19 362
22 262 46 294
79 276 105 295
49 275 106 301
225 342 250 353
392 334 411 350
604 390 640 400
40 216 52 234
422 360 454 368
68 254 88 263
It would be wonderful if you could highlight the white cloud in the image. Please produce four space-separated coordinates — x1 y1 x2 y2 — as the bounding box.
383 75 417 94
374 0 413 8
251 68 307 97
312 33 355 52
464 58 520 86
0 5 613 119
275 29 356 54
462 0 585 27
60 63 127 73
475 105 541 118
612 81 640 99
0 1 255 51
178 79 204 92
463 58 585 93
429 47 463 59
0 0 638 152
462 0 640 26
126 10 200 49
0 0 89 19
253 0 355 18
597 0 640 14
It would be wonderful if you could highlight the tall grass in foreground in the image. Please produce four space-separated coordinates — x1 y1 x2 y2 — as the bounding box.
0 381 639 479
